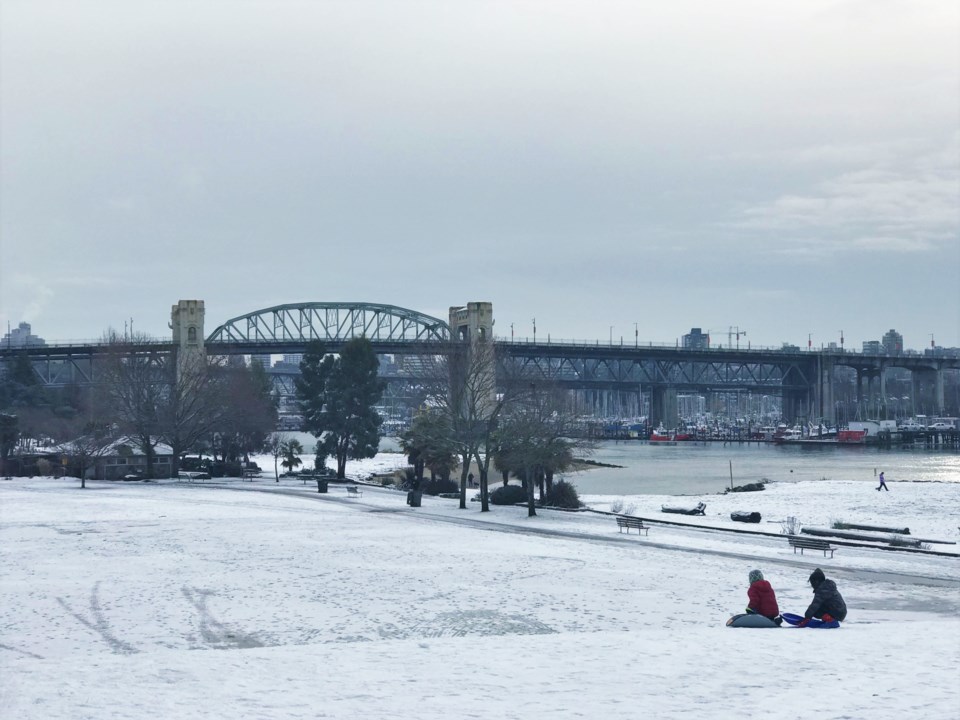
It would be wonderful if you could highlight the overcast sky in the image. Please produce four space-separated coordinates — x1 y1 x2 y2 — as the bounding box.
2 0 958 350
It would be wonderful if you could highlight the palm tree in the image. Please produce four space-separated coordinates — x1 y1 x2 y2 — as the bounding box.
279 438 303 475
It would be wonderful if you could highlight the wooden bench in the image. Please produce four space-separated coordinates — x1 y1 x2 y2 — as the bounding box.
346 486 363 498
788 536 835 558
616 516 649 536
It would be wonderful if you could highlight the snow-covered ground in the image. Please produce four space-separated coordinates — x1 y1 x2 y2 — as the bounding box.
1 464 958 720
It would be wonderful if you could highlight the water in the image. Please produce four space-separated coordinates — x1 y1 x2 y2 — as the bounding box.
294 432 960 497
557 440 960 496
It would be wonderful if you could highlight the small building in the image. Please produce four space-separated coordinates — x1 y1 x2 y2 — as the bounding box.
54 436 174 480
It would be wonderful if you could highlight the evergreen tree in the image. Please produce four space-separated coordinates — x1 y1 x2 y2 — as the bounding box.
295 338 385 479
216 361 278 463
0 353 48 414
0 412 19 478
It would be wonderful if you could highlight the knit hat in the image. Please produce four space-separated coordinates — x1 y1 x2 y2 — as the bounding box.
809 568 825 588
748 569 763 583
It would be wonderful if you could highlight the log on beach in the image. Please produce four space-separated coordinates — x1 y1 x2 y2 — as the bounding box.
661 501 706 516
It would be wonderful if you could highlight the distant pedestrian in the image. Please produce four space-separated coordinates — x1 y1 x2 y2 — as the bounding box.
876 471 889 491
468 472 475 487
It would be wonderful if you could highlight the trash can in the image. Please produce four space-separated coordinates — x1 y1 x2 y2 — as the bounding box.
406 490 421 507
316 479 328 493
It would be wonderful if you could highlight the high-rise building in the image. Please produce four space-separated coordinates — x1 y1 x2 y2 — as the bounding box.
2 322 45 348
881 329 903 355
282 354 303 366
862 340 882 354
682 328 710 349
250 354 272 369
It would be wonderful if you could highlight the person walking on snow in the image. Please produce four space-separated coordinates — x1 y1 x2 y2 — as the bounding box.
799 568 847 626
745 569 781 623
877 471 889 491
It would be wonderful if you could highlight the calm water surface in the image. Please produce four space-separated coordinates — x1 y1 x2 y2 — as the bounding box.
318 433 960 498
558 440 960 496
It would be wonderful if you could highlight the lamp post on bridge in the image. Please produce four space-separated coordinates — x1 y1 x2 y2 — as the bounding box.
532 318 536 343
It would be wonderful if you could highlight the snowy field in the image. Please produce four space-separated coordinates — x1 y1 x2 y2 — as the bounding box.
1 465 958 720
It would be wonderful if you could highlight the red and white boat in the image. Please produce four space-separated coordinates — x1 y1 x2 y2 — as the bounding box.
837 429 867 444
648 426 677 445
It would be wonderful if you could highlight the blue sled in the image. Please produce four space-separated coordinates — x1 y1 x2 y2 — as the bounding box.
781 612 840 629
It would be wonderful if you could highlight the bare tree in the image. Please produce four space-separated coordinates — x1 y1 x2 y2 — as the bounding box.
414 340 509 512
68 421 114 489
97 330 168 478
161 356 228 476
216 361 278 465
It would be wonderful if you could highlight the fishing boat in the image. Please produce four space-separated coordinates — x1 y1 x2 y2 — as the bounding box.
648 426 677 445
837 429 867 444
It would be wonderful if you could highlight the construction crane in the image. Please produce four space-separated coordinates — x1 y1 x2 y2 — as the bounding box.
728 326 746 349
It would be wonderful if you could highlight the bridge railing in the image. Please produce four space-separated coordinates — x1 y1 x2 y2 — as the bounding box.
5 336 952 360
494 336 832 354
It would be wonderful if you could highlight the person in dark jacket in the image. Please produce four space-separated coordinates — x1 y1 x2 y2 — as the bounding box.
802 568 847 625
745 569 781 621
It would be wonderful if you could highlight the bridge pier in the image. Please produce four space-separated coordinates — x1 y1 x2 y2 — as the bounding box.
650 386 678 430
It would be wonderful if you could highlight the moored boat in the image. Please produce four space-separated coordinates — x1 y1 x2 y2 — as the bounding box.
648 425 677 445
837 429 867 444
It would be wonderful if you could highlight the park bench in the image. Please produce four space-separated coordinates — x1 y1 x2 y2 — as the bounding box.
616 516 649 536
788 536 835 558
346 486 363 498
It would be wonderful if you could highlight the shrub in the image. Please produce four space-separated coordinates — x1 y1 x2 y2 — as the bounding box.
610 498 624 514
421 477 458 496
490 484 527 505
37 458 54 476
544 479 581 509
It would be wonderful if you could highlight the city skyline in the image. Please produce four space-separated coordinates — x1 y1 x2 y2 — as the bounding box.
2 2 958 349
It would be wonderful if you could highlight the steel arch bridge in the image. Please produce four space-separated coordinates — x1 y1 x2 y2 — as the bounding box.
206 302 450 350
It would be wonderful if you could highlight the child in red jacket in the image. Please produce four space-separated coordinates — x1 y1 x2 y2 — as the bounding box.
746 569 781 622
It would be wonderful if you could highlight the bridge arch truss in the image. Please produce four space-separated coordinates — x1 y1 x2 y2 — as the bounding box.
206 302 450 347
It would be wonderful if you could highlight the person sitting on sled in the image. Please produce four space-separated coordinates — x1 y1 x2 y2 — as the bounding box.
799 568 847 626
745 569 781 623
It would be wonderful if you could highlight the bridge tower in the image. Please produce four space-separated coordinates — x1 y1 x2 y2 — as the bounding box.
448 302 493 343
448 302 496 416
171 300 206 377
